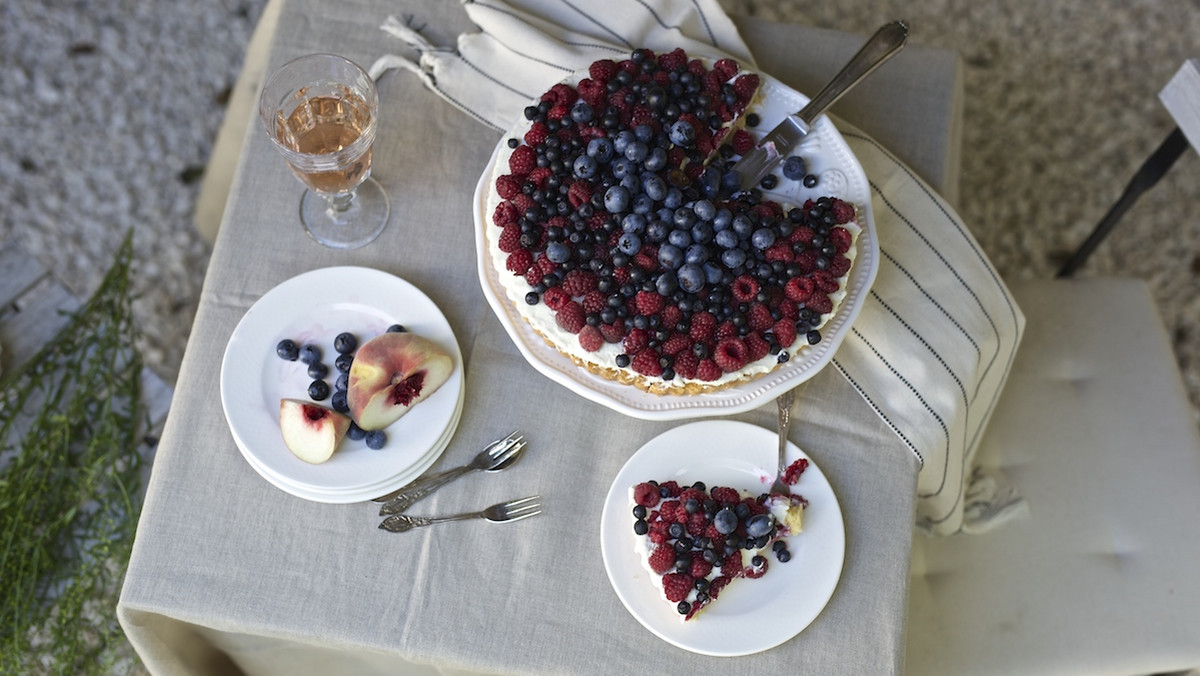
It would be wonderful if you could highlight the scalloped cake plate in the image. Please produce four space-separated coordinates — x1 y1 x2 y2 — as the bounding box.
599 420 845 656
220 266 464 503
472 70 879 420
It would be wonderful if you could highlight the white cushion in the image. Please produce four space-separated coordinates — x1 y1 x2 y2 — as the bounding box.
905 278 1200 675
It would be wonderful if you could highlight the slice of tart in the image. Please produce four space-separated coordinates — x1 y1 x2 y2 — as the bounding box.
629 462 809 620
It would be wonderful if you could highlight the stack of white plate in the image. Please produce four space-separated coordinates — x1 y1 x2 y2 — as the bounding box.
220 267 464 503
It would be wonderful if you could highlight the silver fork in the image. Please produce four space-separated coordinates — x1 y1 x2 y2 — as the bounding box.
378 496 542 533
377 432 527 515
372 430 522 503
770 390 796 496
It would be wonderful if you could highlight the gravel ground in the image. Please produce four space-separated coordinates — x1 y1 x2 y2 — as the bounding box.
4 1 1199 419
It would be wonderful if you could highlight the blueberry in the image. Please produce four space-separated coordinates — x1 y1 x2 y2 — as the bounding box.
364 430 387 450
714 229 738 250
746 513 775 538
299 344 322 365
545 241 572 264
777 548 792 563
621 213 647 234
618 232 642 256
335 372 349 391
751 554 766 568
633 519 649 535
333 332 357 354
732 213 754 237
646 219 669 243
587 137 615 163
624 141 648 163
604 185 630 213
703 262 723 284
803 173 819 188
677 601 691 615
667 228 692 248
807 329 822 344
346 421 366 441
615 353 631 368
684 498 700 514
714 507 738 534
734 503 751 519
308 380 330 401
570 100 593 123
692 199 716 221
643 146 667 172
642 173 668 201
669 119 695 146
275 339 299 361
712 208 733 231
335 353 353 373
386 324 407 333
720 170 742 193
663 187 683 209
685 243 710 265
633 123 655 142
307 362 328 380
782 155 807 181
751 227 776 250
698 166 722 198
331 390 349 413
668 522 685 539
721 248 747 269
633 504 647 519
655 273 679 296
773 539 788 553
573 154 598 179
631 193 655 214
657 243 683 270
690 221 713 245
613 129 636 155
777 350 790 363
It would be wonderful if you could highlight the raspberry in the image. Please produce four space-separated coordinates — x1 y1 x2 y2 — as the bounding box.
696 358 722 381
567 180 593 208
524 121 549 147
690 557 714 580
714 320 738 342
523 266 544 287
631 349 664 377
492 200 518 226
710 486 740 504
829 254 852 277
732 73 760 103
731 275 759 303
634 482 661 507
546 104 570 121
689 311 717 342
794 251 817 274
542 286 570 311
790 225 817 244
495 174 522 200
764 241 793 262
581 290 607 314
731 128 755 156
623 328 650 355
713 337 748 372
829 226 853 253
807 294 833 316
661 333 691 356
544 83 578 107
599 319 625 343
662 572 693 603
561 269 597 297
577 325 603 351
508 144 536 175
660 305 683 329
658 500 679 522
686 511 708 535
744 332 770 363
505 249 532 275
634 290 665 316
745 559 768 579
555 301 586 333
673 352 699 379
576 78 606 107
772 318 798 349
527 166 552 189
648 545 676 574
713 58 740 81
747 303 773 331
657 48 687 71
497 224 521 253
832 198 856 224
783 458 810 485
721 552 743 579
785 276 814 303
588 58 618 82
813 269 840 294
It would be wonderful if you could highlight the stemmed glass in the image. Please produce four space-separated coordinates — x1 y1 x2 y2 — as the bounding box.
259 53 389 249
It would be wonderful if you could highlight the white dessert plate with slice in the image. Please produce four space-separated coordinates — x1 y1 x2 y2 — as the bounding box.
472 70 879 421
600 420 845 656
220 266 464 503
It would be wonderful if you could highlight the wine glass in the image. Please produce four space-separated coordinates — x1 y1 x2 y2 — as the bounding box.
259 53 389 249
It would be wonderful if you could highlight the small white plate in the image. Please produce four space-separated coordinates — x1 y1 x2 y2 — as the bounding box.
220 267 464 503
472 70 879 420
600 420 845 656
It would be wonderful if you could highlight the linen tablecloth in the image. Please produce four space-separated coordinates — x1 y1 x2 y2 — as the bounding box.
118 1 965 673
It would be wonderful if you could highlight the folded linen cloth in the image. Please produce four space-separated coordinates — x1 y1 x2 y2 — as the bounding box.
372 0 1024 535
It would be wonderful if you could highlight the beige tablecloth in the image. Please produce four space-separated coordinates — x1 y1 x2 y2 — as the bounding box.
118 1 967 673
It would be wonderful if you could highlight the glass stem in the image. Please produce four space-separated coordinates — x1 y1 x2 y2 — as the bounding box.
326 191 356 213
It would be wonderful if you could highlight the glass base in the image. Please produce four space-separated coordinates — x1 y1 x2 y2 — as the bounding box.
299 177 390 250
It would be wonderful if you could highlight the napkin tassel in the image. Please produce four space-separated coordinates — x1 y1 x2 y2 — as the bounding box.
369 15 444 83
959 466 1028 534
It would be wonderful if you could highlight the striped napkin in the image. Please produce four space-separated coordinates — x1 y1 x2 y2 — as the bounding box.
371 0 1024 535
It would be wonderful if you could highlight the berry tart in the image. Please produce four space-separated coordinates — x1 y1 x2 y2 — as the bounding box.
483 48 863 395
629 458 810 620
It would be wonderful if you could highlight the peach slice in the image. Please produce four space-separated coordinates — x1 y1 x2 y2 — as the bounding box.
347 332 454 431
279 398 351 464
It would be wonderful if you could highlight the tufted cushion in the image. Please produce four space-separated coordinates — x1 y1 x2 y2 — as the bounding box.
905 278 1200 675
